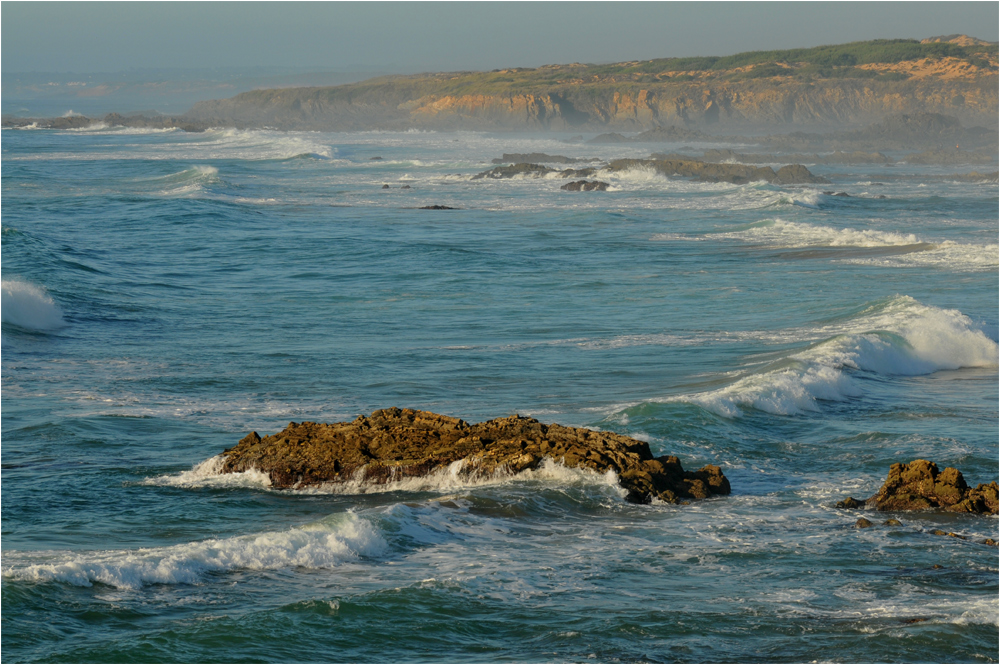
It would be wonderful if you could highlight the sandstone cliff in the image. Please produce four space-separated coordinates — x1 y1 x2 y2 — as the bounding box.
187 38 998 132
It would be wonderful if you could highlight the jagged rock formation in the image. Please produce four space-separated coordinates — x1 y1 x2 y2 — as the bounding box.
471 158 825 185
219 408 731 504
472 163 596 179
837 460 999 515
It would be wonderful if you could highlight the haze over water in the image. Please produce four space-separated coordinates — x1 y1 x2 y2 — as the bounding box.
1 123 997 662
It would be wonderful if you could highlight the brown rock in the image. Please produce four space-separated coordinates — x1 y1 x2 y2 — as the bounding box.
853 460 997 515
882 518 903 526
219 408 731 504
855 518 874 528
837 497 864 509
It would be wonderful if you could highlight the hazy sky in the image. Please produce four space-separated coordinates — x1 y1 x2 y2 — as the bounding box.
3 2 998 74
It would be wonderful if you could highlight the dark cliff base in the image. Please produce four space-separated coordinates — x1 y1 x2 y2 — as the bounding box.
220 408 731 505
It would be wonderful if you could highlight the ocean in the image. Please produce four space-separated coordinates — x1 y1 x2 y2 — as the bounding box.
2 125 997 663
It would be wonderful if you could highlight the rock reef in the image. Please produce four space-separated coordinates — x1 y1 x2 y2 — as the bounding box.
561 180 609 191
220 408 731 504
838 460 999 515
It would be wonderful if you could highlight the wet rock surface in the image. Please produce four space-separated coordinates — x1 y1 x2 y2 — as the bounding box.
838 460 999 515
561 180 609 191
220 408 731 504
472 163 596 179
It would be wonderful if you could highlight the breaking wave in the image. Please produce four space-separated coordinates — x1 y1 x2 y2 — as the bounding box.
665 296 998 417
1 279 66 331
2 512 386 589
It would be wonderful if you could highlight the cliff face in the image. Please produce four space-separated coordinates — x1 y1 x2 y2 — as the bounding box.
186 38 999 132
189 78 997 132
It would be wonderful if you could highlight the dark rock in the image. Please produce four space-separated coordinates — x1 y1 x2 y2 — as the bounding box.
837 496 864 509
561 180 609 192
418 205 456 210
473 162 556 179
773 164 829 184
983 538 998 547
823 191 851 197
855 517 874 528
605 158 827 185
883 518 903 526
874 194 888 199
370 156 383 160
557 167 597 178
400 185 412 189
382 184 391 189
218 408 731 505
901 618 930 624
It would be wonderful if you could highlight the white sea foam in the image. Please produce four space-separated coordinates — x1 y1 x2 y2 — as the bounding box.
713 218 921 247
1 279 66 330
657 218 995 272
668 296 998 417
150 455 624 498
2 512 385 590
841 241 999 272
141 455 272 489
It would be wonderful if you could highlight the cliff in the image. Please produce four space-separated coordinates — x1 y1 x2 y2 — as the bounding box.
186 37 999 132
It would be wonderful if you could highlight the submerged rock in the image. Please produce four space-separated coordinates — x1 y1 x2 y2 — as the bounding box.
561 180 609 191
418 205 456 210
219 408 731 504
838 460 999 515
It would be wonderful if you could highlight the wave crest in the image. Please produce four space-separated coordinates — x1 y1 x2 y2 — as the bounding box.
2 513 385 589
669 296 998 417
1 279 65 331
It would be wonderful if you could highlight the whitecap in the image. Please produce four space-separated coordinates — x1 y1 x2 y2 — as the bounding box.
1 279 66 330
2 512 385 589
666 296 998 417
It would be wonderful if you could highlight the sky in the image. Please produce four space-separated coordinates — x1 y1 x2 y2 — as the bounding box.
3 1 998 75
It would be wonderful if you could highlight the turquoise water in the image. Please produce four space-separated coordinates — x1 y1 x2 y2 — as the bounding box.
2 126 997 663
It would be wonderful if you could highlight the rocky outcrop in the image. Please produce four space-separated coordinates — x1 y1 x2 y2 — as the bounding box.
561 180 609 191
605 158 828 185
837 460 999 515
701 149 895 165
219 408 731 504
472 163 596 180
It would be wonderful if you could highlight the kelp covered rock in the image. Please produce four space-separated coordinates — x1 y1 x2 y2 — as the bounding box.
220 408 730 504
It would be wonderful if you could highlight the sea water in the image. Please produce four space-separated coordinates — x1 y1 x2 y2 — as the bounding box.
1 126 997 663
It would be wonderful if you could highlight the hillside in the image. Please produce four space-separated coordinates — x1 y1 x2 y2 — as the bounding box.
187 37 999 131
